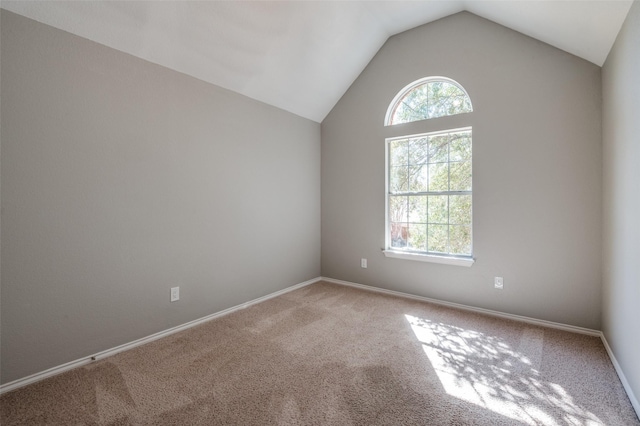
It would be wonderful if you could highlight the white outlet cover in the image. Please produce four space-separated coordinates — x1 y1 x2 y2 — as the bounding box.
494 277 504 289
170 287 180 302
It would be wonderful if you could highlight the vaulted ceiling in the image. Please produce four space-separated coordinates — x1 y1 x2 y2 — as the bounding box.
1 1 633 122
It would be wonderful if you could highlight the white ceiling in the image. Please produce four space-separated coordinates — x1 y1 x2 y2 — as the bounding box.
1 1 633 123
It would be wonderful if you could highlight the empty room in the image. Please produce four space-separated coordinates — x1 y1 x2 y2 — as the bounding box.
1 1 639 424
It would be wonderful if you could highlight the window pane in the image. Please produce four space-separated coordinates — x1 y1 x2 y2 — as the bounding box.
408 196 427 223
388 79 472 125
450 225 472 255
428 135 449 163
390 223 408 248
408 223 427 251
428 195 448 224
449 133 472 161
389 166 408 193
389 140 408 166
392 84 429 124
428 163 449 192
409 137 428 165
449 195 472 225
408 165 428 192
428 224 448 253
389 196 407 223
427 81 472 119
449 161 472 191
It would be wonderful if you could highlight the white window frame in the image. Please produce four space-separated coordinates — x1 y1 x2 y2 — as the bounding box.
383 77 474 267
385 76 473 126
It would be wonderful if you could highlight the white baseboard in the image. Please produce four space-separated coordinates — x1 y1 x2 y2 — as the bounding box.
322 277 601 336
600 334 640 419
0 277 322 395
4 274 638 422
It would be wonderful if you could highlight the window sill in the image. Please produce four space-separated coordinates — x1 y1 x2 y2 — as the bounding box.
382 250 474 267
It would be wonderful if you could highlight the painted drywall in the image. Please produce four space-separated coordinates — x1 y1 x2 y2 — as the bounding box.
321 12 602 329
602 0 640 409
0 10 320 384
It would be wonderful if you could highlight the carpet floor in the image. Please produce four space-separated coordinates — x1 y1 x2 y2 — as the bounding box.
1 281 638 425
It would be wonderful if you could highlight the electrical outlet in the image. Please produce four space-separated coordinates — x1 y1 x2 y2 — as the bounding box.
494 277 504 290
170 286 180 302
361 258 367 268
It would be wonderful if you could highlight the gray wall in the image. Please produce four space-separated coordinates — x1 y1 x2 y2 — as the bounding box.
321 12 603 329
602 0 640 409
1 10 321 384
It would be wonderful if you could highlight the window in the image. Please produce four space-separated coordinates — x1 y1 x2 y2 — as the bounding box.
384 77 474 266
386 77 472 125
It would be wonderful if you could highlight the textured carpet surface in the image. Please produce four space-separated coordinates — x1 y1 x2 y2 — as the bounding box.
1 281 638 425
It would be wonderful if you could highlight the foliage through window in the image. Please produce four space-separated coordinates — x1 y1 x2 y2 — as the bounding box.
386 77 472 125
385 77 473 262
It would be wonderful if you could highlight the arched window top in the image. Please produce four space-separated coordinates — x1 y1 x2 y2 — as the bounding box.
385 77 472 126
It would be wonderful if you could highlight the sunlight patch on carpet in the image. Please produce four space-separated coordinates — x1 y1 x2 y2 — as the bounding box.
405 315 604 426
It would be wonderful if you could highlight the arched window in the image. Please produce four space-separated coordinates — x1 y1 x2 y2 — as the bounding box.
384 77 474 266
385 77 472 126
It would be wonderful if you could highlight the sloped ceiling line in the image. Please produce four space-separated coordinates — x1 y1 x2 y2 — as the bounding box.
1 1 633 123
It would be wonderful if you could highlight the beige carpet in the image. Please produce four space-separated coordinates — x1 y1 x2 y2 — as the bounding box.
1 281 638 425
